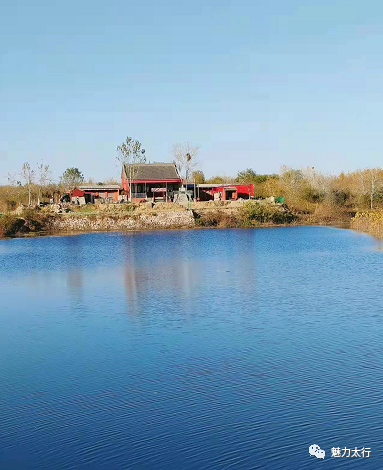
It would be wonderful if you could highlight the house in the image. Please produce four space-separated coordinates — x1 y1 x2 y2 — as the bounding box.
122 163 183 202
197 183 254 201
72 185 121 204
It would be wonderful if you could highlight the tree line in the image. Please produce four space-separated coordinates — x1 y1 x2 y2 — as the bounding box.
196 166 383 212
2 134 383 214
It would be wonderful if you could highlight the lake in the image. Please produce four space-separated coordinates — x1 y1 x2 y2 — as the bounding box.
0 226 382 469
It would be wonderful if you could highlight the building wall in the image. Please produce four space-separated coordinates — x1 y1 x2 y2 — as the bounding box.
211 184 254 200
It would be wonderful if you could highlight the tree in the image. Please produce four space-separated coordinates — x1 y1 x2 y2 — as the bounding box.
117 137 146 201
357 168 383 209
236 168 257 183
235 168 273 184
60 168 84 193
205 175 230 184
37 162 52 204
192 170 205 184
279 166 305 201
7 173 24 207
20 162 35 206
171 142 199 187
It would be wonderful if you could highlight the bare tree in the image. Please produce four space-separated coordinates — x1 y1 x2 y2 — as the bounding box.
7 173 23 206
117 137 146 201
279 165 304 200
358 168 383 209
37 162 52 204
302 166 333 200
171 142 199 188
20 162 35 206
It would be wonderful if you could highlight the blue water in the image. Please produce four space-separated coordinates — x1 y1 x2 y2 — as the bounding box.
0 226 382 469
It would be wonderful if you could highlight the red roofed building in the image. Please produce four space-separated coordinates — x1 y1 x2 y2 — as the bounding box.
72 185 120 203
197 183 254 201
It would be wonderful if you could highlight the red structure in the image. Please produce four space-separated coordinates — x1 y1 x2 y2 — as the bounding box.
72 185 120 203
198 184 254 201
122 163 182 202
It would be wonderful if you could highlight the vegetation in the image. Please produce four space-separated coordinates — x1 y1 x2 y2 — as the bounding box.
235 168 278 184
2 155 383 238
171 142 199 185
60 168 84 192
195 202 295 228
239 201 295 226
205 175 231 184
117 136 146 202
192 170 205 184
0 210 51 238
351 210 383 239
116 137 145 167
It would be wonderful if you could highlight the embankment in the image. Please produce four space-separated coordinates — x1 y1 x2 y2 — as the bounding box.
0 201 353 239
0 210 195 238
50 211 195 232
351 210 383 239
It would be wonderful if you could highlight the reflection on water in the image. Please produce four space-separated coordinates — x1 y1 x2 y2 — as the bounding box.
0 227 382 470
122 230 258 316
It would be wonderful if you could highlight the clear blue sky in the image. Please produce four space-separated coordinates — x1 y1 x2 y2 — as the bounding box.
1 0 383 183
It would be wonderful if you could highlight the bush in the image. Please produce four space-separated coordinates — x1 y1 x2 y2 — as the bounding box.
0 215 26 237
352 209 383 238
194 203 295 228
0 210 52 238
239 202 295 226
194 210 239 228
301 186 325 203
330 190 349 206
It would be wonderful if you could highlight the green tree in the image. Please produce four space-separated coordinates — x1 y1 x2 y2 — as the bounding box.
236 168 258 183
117 137 146 201
236 168 275 184
60 168 84 193
206 176 228 184
192 170 205 184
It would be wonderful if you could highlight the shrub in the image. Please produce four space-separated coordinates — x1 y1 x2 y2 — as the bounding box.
0 210 52 238
194 210 239 228
0 215 26 237
301 186 325 203
239 202 295 226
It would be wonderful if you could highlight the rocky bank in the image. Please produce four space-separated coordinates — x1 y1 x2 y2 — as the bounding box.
49 211 196 233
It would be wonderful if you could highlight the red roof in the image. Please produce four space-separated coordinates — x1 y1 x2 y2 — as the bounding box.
72 188 85 197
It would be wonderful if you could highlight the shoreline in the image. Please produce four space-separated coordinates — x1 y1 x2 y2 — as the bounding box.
0 202 355 240
0 218 352 241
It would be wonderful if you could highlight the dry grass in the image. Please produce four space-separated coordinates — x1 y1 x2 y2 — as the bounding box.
296 203 352 226
351 209 383 238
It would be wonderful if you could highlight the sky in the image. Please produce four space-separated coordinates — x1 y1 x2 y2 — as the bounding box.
1 0 383 184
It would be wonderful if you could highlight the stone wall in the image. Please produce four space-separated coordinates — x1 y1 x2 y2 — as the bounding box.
49 211 195 233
